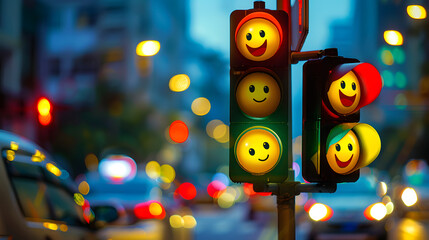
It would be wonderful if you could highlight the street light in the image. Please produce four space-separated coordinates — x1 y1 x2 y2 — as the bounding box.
136 40 160 56
383 30 403 46
407 5 427 20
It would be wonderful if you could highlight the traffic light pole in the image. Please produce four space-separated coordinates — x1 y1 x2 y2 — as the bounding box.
254 180 337 240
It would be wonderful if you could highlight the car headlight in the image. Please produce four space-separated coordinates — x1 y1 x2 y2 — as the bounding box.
401 187 418 207
308 203 333 222
364 202 387 221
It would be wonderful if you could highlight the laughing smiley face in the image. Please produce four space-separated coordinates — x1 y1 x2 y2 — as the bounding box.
236 72 281 118
235 16 281 61
235 127 281 175
327 71 361 115
326 130 360 175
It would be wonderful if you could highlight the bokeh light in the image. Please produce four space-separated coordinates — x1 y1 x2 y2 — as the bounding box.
178 182 197 200
233 185 247 202
213 123 229 143
381 70 394 88
149 202 163 216
59 224 68 232
169 74 190 92
46 163 61 177
293 162 300 178
380 48 394 65
37 98 51 116
99 155 137 183
207 180 227 198
395 72 407 88
136 40 160 56
169 120 189 143
183 215 197 228
191 97 211 116
43 222 58 231
401 187 418 207
146 161 161 179
74 193 85 206
170 215 184 228
212 172 229 186
385 202 394 215
38 114 52 126
384 30 403 46
206 119 223 138
160 164 176 183
78 181 90 195
392 47 405 64
309 203 333 222
364 203 387 221
85 153 98 171
377 182 387 197
407 5 427 19
10 141 18 151
218 191 235 208
6 150 15 161
134 201 165 220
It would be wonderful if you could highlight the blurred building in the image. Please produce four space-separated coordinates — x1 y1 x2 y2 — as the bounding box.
0 0 229 175
0 0 41 138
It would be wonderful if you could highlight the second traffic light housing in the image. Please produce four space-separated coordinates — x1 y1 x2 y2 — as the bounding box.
302 56 382 183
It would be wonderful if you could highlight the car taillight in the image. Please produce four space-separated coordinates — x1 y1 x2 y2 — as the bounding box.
134 200 166 220
308 203 333 222
364 202 387 221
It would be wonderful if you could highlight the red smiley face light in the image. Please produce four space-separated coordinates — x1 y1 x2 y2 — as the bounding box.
235 12 283 61
324 63 382 117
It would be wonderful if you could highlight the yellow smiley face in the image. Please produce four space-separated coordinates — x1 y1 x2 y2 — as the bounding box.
326 130 360 174
236 72 281 118
236 18 281 61
235 127 281 175
327 71 361 115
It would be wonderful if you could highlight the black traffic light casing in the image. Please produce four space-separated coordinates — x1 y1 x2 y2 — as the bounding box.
302 55 382 183
229 2 291 183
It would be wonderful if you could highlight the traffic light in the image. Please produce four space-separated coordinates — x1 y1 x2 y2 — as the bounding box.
229 1 291 183
37 97 52 126
302 56 382 183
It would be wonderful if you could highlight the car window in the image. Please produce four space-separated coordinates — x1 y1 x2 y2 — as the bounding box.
7 160 44 179
46 183 85 226
11 178 50 219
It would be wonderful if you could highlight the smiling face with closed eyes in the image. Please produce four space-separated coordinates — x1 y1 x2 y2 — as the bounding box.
236 72 281 118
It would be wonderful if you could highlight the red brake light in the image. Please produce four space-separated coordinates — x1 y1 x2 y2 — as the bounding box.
134 200 165 220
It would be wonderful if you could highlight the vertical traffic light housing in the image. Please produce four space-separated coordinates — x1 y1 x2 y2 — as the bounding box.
302 56 382 183
229 2 291 183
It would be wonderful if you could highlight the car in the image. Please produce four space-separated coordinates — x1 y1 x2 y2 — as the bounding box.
305 168 391 240
84 160 170 240
0 130 109 240
393 159 429 219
